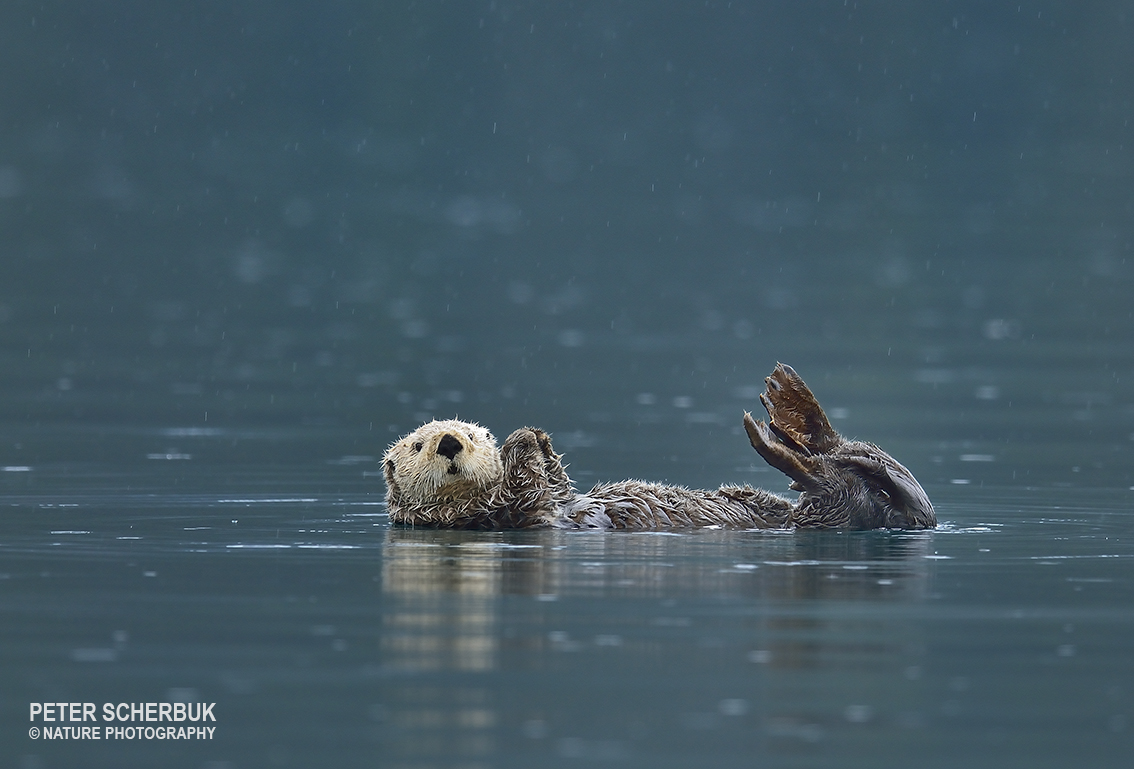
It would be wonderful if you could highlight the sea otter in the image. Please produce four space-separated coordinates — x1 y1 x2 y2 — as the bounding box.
382 364 936 530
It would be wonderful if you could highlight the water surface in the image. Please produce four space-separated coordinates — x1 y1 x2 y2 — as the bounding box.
4 420 1133 767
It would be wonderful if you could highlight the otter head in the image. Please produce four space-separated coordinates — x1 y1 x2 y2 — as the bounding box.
382 420 504 515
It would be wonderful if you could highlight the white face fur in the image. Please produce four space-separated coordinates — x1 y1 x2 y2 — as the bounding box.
383 419 504 505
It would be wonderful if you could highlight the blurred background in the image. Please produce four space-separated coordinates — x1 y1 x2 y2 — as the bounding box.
0 0 1130 488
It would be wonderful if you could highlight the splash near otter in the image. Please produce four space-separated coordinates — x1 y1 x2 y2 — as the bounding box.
383 364 935 531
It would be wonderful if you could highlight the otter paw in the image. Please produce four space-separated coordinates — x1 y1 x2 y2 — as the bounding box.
501 428 543 461
526 428 574 502
526 427 558 459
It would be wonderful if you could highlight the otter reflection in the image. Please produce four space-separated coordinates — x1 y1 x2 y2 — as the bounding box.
380 533 508 673
377 526 936 759
382 526 934 608
376 531 510 764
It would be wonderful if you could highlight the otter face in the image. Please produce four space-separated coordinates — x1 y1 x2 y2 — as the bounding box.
382 419 503 508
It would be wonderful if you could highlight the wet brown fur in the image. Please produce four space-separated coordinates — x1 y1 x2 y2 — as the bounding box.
383 365 936 531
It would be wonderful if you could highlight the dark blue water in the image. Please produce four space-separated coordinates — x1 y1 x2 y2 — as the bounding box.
3 414 1133 768
3 2 1133 767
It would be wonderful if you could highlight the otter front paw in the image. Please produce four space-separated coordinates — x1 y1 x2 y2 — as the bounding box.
520 427 559 465
499 427 560 523
526 427 574 502
501 428 545 469
503 427 567 493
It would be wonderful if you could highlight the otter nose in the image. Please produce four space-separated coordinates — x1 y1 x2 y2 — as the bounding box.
437 434 463 460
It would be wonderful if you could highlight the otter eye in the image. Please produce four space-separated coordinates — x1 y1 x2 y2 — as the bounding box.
412 441 423 452
467 431 476 441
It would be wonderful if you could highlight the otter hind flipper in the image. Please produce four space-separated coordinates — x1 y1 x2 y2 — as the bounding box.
747 366 936 530
759 363 842 455
743 412 822 491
